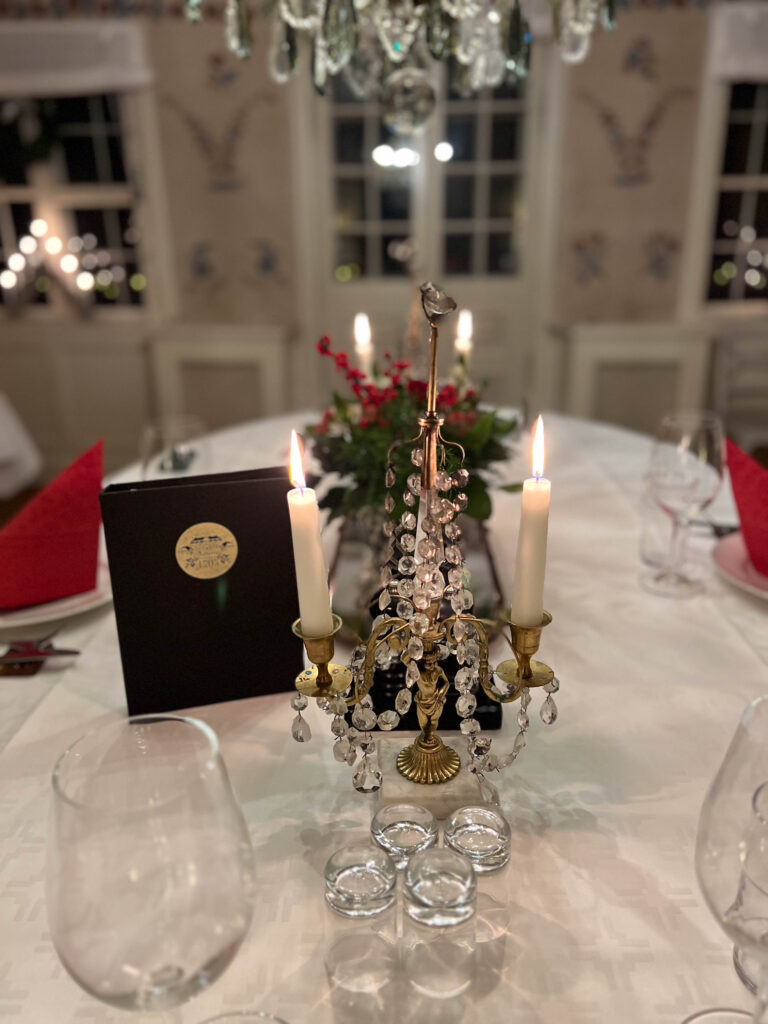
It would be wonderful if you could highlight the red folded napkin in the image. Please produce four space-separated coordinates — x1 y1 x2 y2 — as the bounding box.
0 441 103 610
726 438 768 577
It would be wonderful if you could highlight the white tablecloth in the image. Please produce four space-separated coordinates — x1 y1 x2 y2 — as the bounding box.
1 413 767 1024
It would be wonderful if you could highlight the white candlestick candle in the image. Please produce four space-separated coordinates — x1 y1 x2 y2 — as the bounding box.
354 313 374 379
509 416 550 627
287 430 334 637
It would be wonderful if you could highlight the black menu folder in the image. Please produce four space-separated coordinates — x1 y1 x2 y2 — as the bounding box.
101 466 303 716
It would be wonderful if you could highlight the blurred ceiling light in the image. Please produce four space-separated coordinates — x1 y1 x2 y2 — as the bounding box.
60 254 79 274
434 142 454 162
76 271 95 291
30 219 48 238
19 235 37 255
7 253 25 272
0 269 18 289
372 144 394 167
44 236 63 255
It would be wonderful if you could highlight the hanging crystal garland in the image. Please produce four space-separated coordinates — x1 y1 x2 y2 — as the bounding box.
199 0 616 121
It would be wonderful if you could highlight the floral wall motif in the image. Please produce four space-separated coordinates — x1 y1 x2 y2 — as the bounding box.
556 6 708 322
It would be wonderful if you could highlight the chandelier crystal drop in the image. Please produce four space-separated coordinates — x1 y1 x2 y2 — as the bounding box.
193 0 616 123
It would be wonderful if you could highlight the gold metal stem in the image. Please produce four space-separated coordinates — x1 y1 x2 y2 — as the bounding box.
426 323 439 415
292 615 352 698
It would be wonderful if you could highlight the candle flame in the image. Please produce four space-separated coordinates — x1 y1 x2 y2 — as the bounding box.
456 308 473 342
354 312 371 350
290 430 306 490
532 415 545 478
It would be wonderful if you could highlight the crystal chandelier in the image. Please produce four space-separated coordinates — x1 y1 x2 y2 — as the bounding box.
190 0 616 131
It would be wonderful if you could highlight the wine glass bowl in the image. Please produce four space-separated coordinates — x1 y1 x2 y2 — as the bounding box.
641 410 724 597
47 715 254 1012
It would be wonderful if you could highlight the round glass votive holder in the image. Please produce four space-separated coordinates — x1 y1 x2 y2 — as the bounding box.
403 849 476 927
324 842 397 918
370 802 438 869
444 805 511 874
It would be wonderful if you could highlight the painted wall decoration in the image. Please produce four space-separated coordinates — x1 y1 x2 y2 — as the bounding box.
577 88 692 186
556 6 708 322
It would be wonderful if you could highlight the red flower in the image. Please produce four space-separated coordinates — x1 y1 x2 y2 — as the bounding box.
346 368 366 381
335 352 349 370
317 335 332 354
392 360 410 371
407 380 428 400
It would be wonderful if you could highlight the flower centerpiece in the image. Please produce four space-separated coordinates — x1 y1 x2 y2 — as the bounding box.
307 333 520 525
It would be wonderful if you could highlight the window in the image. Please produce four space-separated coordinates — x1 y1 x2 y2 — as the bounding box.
328 68 529 282
0 94 144 309
708 82 768 302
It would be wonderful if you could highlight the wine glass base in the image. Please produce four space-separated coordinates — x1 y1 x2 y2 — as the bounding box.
680 1011 752 1023
640 568 705 598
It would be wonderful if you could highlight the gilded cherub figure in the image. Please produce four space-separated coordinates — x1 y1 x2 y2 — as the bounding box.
414 651 451 744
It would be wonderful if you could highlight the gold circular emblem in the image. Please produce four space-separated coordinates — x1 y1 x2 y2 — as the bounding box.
175 522 238 579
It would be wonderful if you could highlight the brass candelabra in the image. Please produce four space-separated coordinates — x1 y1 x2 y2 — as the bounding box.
289 283 559 795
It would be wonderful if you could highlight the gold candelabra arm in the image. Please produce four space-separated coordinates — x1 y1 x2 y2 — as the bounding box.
292 615 352 699
487 611 554 702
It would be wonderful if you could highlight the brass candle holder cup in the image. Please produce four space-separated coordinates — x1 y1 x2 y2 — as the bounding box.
490 611 554 703
292 615 352 698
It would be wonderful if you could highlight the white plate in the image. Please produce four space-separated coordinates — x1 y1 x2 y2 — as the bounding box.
713 532 768 601
0 558 112 629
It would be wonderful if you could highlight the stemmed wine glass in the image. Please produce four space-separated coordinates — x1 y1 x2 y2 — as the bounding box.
47 715 255 1013
691 695 768 1023
641 410 724 597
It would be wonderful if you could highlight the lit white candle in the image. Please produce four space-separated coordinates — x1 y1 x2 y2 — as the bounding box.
454 309 473 364
287 430 334 637
354 313 374 379
509 416 550 626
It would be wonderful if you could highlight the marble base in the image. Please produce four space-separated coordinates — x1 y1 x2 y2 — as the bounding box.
376 736 488 820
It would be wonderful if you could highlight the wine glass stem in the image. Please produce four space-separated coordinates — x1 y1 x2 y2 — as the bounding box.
753 961 768 1022
668 514 688 575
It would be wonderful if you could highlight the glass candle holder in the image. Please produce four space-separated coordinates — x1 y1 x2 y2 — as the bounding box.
324 842 397 918
444 805 511 873
403 848 476 927
370 802 438 869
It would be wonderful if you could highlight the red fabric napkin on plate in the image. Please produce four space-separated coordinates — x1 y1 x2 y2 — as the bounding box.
0 441 103 610
726 438 768 577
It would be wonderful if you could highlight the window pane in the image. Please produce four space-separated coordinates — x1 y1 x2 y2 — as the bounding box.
107 136 127 183
713 191 743 239
444 234 472 274
336 234 366 278
380 182 410 220
335 119 364 163
488 232 517 274
493 77 525 101
0 105 27 185
381 236 409 275
491 115 521 161
708 252 736 301
62 136 99 183
722 122 751 175
445 176 474 219
446 116 476 162
756 192 768 238
336 178 366 224
11 202 33 238
49 96 91 123
489 175 519 219
730 83 757 111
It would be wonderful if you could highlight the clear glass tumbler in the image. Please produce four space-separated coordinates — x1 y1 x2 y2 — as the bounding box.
324 842 397 918
370 802 438 868
47 715 255 1013
444 805 511 873
403 848 477 927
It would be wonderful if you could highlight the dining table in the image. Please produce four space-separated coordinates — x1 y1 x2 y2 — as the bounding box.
1 411 767 1024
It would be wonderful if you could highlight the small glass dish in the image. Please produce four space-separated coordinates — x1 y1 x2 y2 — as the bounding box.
371 802 438 868
324 842 397 918
444 805 511 873
403 848 476 927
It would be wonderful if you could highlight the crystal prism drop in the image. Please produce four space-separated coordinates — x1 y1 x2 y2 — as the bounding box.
333 737 351 761
540 695 558 724
378 710 400 731
291 692 309 711
225 0 252 57
517 709 529 730
385 465 396 488
411 448 424 466
404 490 416 507
426 0 452 60
184 0 202 22
544 675 560 694
407 473 421 496
398 578 414 598
331 716 348 737
513 729 527 754
374 0 420 64
406 660 421 687
269 18 298 83
291 713 311 742
353 755 383 792
444 521 461 541
312 36 328 94
381 68 437 134
407 636 424 660
395 688 413 714
398 556 416 575
445 545 462 565
396 599 413 619
399 532 416 553
460 717 480 736
478 777 499 804
469 735 491 758
456 693 477 718
280 0 321 29
521 687 532 710
324 0 357 73
411 613 429 635
401 510 417 531
379 589 392 611
385 493 395 513
352 705 378 730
